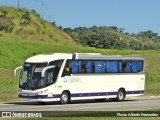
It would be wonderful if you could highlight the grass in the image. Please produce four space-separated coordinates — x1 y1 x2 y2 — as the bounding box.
145 73 160 95
0 78 18 102
0 68 13 79
0 40 154 69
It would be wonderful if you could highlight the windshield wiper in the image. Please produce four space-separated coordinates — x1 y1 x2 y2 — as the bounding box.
26 75 35 90
30 78 35 90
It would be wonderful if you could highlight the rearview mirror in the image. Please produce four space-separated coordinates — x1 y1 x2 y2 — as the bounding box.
14 66 22 77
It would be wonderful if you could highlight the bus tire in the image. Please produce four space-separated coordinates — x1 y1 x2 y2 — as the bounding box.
60 91 70 104
116 89 125 102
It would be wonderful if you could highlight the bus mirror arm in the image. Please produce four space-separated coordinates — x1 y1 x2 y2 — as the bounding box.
14 66 22 77
41 66 55 78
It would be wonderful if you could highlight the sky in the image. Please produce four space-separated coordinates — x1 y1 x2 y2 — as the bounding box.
0 0 160 35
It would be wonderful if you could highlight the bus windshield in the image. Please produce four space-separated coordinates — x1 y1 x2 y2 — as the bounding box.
19 63 57 90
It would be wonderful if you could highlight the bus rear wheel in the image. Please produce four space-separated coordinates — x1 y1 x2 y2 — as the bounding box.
60 91 70 104
116 89 125 102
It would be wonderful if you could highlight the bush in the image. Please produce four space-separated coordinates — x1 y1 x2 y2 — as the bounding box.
0 9 8 17
0 33 3 37
20 19 30 25
20 11 31 26
21 11 31 21
0 21 14 33
31 9 40 18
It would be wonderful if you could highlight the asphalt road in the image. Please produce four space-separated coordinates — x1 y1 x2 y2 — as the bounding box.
0 96 160 112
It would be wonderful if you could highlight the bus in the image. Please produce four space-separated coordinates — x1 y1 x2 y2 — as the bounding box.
14 53 145 104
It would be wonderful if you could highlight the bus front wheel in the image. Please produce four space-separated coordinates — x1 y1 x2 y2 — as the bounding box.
116 89 125 102
60 91 70 104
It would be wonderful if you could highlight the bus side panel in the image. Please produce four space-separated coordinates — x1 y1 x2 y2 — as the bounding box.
58 74 145 100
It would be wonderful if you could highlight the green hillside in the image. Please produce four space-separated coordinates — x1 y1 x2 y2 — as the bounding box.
0 6 75 44
0 6 79 69
0 6 160 102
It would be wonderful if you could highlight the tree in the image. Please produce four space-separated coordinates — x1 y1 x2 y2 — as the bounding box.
63 28 72 33
58 25 63 30
63 25 160 50
119 28 125 33
108 26 118 32
51 21 56 26
138 30 159 38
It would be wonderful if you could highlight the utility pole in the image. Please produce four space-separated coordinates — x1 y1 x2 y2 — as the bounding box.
18 0 19 11
42 0 44 19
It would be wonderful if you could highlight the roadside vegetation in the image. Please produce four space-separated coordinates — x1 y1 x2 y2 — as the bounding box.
63 26 160 50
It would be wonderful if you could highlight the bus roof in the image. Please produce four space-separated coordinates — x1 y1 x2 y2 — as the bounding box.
75 53 143 60
25 53 143 63
25 53 72 63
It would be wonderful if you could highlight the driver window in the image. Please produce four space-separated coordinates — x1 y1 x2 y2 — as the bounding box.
49 60 63 75
45 68 57 86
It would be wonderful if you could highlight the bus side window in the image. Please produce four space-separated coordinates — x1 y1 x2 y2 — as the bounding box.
106 61 118 73
62 60 72 77
126 60 132 73
87 61 92 73
72 61 79 74
92 63 95 73
118 61 122 73
137 60 143 72
101 61 106 73
122 60 143 73
80 61 87 73
122 61 127 72
95 61 105 73
131 60 137 72
95 61 101 73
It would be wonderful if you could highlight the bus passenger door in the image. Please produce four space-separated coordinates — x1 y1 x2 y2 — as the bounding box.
60 61 78 95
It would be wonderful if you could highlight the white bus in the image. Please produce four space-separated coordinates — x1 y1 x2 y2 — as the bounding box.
14 53 145 104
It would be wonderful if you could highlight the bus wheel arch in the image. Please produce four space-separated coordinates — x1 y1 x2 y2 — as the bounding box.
116 88 126 102
60 90 71 104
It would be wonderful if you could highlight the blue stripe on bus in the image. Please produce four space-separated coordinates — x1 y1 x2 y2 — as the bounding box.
126 90 144 94
19 90 144 99
72 53 76 60
71 91 117 97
